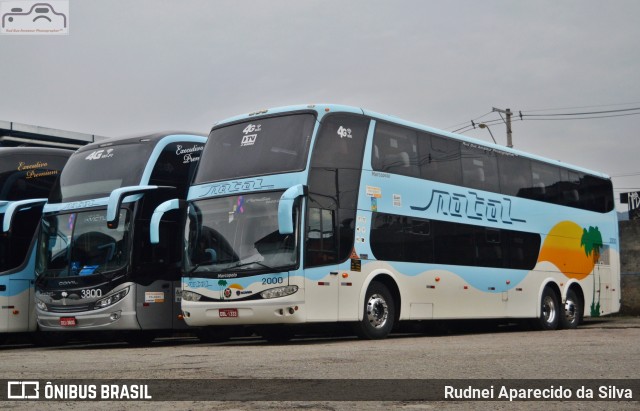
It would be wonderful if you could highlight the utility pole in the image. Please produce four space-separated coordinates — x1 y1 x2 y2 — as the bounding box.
492 107 513 148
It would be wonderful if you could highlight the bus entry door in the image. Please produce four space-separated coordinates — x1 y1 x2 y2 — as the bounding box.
136 280 173 330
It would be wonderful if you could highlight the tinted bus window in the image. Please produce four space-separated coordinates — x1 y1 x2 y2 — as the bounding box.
149 141 205 198
498 154 532 197
419 133 462 185
371 122 419 178
55 142 153 202
0 154 68 201
370 212 541 270
306 113 369 267
461 143 499 192
528 161 561 203
196 113 315 184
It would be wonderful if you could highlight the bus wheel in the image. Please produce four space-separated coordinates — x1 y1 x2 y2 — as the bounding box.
534 287 560 330
560 289 582 329
355 281 395 339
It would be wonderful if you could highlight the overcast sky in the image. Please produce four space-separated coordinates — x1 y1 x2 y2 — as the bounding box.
1 0 639 211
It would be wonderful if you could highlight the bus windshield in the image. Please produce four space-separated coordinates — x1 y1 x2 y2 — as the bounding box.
36 209 130 279
193 113 316 184
185 192 298 275
53 142 153 202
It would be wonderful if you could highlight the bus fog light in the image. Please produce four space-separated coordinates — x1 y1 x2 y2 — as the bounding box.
260 285 298 299
182 291 203 302
36 299 48 312
94 287 130 310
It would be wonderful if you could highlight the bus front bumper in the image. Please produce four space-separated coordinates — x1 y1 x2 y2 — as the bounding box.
36 305 139 331
182 298 306 327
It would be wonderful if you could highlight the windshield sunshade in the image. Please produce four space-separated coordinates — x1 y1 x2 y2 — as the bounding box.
36 209 130 278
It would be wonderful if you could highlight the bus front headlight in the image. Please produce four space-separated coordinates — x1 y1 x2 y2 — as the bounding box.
260 285 298 299
36 299 48 311
181 290 203 302
94 287 130 309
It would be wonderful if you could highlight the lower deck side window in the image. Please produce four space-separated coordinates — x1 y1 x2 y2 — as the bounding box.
370 212 541 270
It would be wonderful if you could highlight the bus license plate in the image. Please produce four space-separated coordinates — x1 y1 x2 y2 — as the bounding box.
60 317 77 326
219 309 238 318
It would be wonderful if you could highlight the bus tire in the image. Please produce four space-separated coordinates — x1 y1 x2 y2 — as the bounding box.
355 281 395 339
560 289 582 329
533 287 560 331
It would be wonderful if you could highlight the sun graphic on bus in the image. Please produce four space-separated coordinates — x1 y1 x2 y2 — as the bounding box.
537 221 602 280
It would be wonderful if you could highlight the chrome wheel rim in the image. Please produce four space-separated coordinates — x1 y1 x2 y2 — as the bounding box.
564 298 577 324
542 295 556 325
366 293 389 329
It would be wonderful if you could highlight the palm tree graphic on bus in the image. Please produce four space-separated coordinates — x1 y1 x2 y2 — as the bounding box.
581 226 603 317
538 222 605 317
218 280 228 299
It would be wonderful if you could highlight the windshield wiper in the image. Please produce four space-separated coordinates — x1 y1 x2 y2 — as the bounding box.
232 260 276 272
186 260 213 276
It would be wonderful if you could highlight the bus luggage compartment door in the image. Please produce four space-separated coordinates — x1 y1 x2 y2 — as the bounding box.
6 279 32 333
136 281 173 330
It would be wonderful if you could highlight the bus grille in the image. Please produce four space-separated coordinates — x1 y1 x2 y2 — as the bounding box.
47 304 92 313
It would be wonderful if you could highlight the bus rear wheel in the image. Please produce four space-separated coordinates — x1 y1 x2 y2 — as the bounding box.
533 287 560 330
560 289 582 329
355 281 395 339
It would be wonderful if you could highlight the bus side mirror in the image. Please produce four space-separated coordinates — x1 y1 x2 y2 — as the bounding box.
106 185 175 229
278 184 307 235
2 198 47 233
150 198 183 244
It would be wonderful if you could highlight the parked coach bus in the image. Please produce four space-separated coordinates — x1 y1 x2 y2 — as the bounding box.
152 104 619 341
35 133 206 344
0 147 71 343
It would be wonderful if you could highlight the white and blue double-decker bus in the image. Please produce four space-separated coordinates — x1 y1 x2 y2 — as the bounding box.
155 105 619 341
35 133 206 344
0 147 71 343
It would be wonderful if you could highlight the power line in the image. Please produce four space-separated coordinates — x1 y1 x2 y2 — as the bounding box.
449 104 640 136
521 112 640 121
445 111 494 131
522 101 640 113
521 107 640 117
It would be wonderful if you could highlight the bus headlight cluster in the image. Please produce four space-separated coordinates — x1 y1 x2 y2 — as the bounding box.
260 285 298 299
181 290 203 302
94 287 129 309
36 299 48 312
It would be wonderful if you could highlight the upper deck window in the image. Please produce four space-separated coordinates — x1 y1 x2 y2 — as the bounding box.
194 113 316 184
53 142 153 202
